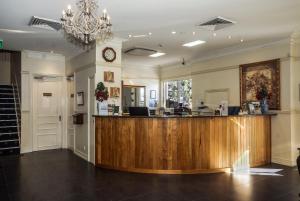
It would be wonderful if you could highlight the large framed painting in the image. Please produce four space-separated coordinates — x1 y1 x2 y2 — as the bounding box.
240 59 280 110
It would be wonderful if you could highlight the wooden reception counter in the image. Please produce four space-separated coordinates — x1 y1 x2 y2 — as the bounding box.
94 114 274 174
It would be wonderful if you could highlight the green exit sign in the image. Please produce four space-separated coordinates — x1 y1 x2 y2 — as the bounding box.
0 39 3 49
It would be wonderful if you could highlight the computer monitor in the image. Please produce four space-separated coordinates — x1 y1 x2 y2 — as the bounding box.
129 107 150 116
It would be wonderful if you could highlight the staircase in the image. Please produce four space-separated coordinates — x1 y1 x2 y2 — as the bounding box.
0 85 20 156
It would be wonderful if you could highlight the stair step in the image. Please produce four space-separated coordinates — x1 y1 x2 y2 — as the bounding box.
0 139 18 143
0 85 13 89
0 139 19 147
0 147 20 156
0 133 19 141
0 127 18 133
0 147 19 151
0 98 15 104
0 121 17 127
0 94 14 98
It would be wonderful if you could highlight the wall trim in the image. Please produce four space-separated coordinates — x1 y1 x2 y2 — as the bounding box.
162 38 290 70
272 156 295 167
122 77 160 80
74 149 88 161
74 63 96 73
161 57 290 80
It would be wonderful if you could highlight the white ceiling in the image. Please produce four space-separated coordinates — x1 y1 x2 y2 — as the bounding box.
0 0 300 68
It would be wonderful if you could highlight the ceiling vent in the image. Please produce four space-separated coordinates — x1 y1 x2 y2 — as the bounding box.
197 16 236 31
124 47 157 56
29 16 62 31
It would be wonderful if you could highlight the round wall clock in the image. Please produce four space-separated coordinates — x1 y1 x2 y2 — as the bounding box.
102 47 116 63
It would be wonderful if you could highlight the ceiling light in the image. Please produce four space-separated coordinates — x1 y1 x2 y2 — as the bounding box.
128 34 132 38
0 29 35 34
61 0 113 44
213 33 217 37
132 35 147 38
193 32 196 35
149 32 152 35
149 52 166 58
183 40 206 47
172 31 176 34
240 39 244 42
228 35 232 39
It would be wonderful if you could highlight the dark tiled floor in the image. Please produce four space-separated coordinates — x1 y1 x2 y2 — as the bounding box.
0 150 299 201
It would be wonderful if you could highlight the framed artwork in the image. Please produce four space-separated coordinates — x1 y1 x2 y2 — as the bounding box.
76 92 84 106
150 90 156 99
110 87 120 98
104 71 114 82
240 59 280 110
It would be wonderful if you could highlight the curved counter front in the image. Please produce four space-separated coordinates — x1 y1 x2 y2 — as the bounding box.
94 115 273 174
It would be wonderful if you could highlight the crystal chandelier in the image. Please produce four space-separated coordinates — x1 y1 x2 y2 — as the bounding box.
61 0 113 45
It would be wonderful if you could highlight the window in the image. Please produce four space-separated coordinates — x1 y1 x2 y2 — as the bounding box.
164 79 192 108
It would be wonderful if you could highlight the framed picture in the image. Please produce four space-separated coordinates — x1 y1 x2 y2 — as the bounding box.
110 87 120 98
76 92 84 106
104 71 114 82
150 90 156 99
240 59 280 110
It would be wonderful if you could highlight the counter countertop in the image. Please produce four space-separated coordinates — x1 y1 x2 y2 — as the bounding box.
93 113 277 118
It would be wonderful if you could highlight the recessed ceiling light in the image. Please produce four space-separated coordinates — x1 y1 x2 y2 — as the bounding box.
172 31 176 34
240 39 244 42
0 28 35 34
149 32 152 35
228 35 232 39
128 34 132 38
132 35 147 38
193 32 196 35
183 40 206 47
149 52 166 57
213 33 217 37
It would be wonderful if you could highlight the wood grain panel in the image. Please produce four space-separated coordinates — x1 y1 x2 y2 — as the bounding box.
95 116 272 174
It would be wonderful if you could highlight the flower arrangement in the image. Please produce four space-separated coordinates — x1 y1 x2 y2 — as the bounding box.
95 82 109 102
256 84 272 100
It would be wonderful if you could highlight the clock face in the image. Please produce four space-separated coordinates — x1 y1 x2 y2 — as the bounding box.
102 47 116 62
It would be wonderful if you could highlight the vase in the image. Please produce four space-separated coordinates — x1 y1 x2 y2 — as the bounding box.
260 99 269 114
97 101 108 116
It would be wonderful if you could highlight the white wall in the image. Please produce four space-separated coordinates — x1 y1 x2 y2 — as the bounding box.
73 67 95 160
66 38 123 163
161 38 297 166
21 50 66 153
0 52 11 85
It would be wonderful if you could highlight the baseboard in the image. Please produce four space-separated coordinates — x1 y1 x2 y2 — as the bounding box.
272 156 295 166
74 149 88 161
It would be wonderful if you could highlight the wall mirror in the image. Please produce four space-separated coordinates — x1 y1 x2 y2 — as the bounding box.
122 85 146 113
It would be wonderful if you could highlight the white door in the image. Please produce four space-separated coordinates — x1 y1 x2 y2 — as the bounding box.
33 78 62 151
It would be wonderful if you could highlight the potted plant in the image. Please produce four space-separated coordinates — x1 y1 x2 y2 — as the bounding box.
95 82 109 115
256 84 272 114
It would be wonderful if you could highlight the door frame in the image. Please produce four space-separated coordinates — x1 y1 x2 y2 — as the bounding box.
32 75 66 151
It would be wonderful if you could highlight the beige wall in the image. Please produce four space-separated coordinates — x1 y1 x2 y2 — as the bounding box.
123 66 160 108
161 38 299 166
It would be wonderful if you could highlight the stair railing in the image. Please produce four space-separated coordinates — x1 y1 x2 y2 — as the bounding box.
12 74 21 145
